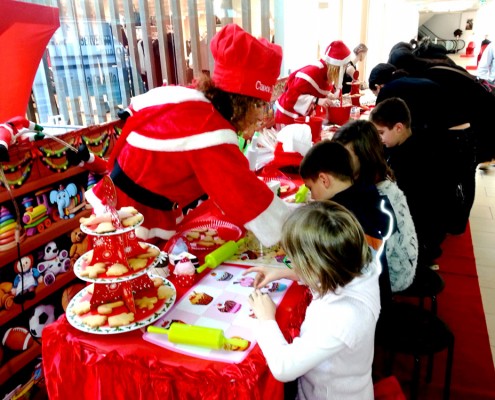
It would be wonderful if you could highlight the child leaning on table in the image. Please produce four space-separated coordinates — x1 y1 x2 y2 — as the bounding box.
246 201 381 400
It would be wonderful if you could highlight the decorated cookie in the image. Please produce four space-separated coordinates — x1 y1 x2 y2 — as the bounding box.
233 277 255 287
189 291 213 305
217 300 241 313
211 271 233 281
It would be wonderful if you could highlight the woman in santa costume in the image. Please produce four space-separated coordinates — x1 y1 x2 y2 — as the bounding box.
78 24 290 247
275 40 352 126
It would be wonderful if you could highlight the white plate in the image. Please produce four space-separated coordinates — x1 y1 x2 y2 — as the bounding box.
66 275 176 335
80 213 144 236
74 244 167 283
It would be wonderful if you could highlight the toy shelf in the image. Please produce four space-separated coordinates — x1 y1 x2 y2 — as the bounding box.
0 166 86 204
0 270 77 327
0 209 92 267
0 340 41 387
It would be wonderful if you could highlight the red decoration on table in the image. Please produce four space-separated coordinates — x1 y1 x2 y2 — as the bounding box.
90 234 129 267
121 281 136 314
130 274 154 292
90 282 123 309
122 230 148 258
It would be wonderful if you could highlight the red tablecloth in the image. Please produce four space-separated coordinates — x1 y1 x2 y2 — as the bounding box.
42 272 310 400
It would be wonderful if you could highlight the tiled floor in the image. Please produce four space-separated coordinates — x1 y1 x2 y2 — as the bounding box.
446 52 495 368
470 167 495 368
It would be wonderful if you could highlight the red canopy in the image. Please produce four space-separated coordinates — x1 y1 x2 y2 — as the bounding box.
0 0 59 121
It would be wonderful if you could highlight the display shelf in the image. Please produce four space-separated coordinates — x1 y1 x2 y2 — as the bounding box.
0 270 77 327
0 208 92 267
0 341 41 387
0 166 86 204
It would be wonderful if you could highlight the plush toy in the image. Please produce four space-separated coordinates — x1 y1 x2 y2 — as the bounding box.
11 255 39 302
69 227 88 266
37 241 70 286
49 183 79 219
0 282 14 311
28 304 56 338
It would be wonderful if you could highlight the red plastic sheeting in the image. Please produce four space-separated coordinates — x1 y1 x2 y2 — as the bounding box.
42 275 312 400
0 0 59 121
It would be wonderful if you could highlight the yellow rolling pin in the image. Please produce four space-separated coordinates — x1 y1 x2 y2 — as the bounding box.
147 323 248 350
196 238 246 274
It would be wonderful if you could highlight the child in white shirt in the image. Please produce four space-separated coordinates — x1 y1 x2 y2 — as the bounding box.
246 200 381 400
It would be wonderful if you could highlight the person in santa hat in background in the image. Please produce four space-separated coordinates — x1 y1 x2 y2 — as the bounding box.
72 23 290 247
275 40 352 126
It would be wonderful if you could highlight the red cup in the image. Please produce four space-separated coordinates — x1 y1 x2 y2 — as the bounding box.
294 116 323 143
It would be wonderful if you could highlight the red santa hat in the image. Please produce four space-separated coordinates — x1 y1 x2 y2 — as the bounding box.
211 23 283 102
322 40 352 90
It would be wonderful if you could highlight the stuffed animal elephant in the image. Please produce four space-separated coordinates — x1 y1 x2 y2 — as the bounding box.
49 183 78 219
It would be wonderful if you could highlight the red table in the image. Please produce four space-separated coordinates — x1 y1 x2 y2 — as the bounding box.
42 268 310 400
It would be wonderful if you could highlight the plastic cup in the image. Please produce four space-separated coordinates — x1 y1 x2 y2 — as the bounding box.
294 116 323 143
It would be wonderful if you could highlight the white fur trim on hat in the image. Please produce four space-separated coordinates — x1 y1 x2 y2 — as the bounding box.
323 41 352 66
130 86 209 112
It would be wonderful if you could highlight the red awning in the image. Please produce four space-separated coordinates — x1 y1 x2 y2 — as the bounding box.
0 0 59 121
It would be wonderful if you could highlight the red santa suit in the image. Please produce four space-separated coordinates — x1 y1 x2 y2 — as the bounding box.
87 86 289 247
275 41 352 126
87 24 288 246
275 61 333 125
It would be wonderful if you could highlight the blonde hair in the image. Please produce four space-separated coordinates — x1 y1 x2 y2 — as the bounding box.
281 201 371 297
326 64 340 85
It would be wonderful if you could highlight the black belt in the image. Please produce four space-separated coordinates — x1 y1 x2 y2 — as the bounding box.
110 161 208 212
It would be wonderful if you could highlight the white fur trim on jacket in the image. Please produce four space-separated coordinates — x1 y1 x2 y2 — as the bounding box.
295 71 331 96
244 196 291 247
275 100 300 119
126 129 238 152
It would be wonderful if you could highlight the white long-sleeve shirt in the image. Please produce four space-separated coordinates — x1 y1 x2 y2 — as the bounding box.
255 260 381 400
478 42 495 82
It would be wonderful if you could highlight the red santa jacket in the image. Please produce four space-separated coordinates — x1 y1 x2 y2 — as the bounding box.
87 86 289 246
275 60 332 124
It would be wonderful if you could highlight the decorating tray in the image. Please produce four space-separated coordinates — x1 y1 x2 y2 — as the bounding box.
178 219 243 252
66 274 176 335
74 244 167 283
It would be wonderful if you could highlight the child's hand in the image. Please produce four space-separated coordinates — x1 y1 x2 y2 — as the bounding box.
248 289 276 320
243 266 281 288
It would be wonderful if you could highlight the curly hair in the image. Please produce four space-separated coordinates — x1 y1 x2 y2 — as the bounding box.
194 74 264 133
